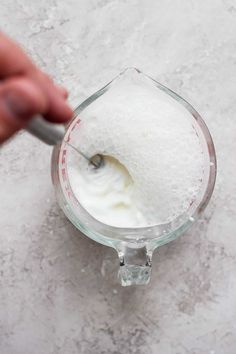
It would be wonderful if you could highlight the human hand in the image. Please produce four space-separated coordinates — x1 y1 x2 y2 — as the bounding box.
0 32 73 144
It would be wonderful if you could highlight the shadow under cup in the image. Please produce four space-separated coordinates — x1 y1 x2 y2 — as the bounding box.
51 68 217 286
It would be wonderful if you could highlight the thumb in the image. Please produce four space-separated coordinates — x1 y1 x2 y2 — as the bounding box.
0 77 48 144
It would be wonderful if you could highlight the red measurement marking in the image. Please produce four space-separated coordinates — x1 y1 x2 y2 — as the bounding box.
65 185 72 199
62 149 67 164
62 168 66 181
71 119 81 131
64 134 70 143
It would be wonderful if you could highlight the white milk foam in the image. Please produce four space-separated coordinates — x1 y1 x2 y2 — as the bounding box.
67 74 205 227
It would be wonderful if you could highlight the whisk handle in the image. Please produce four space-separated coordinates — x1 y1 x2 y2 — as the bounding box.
26 116 66 146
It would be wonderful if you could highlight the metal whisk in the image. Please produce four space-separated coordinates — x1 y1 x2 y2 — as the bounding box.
26 116 103 168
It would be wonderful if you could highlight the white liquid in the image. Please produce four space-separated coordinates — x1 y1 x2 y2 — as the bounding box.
68 74 205 227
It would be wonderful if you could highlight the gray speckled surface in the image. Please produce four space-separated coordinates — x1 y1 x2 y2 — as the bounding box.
1 1 236 353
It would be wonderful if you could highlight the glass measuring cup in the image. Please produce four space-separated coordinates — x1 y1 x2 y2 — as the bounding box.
51 68 216 286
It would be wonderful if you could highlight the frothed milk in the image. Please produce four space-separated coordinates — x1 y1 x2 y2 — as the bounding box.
67 74 205 227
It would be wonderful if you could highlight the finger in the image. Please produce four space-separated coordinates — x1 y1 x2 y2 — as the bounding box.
0 77 48 143
55 85 68 99
43 93 73 123
34 72 68 99
0 32 36 78
30 71 73 123
33 71 68 99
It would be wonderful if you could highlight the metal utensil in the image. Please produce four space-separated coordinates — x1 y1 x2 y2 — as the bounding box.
26 116 103 168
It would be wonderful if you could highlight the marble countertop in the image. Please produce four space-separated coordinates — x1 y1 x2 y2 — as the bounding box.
1 0 236 353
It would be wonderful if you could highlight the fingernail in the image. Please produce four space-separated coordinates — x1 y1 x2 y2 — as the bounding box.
4 92 32 118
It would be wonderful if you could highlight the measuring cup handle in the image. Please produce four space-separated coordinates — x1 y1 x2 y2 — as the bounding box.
117 245 153 286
